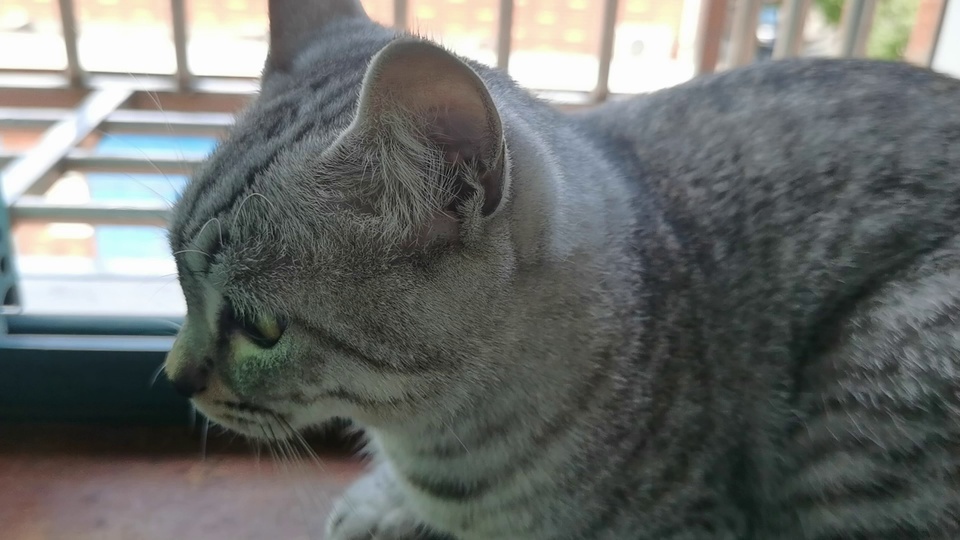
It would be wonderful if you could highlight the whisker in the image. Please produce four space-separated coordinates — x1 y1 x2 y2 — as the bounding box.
148 361 167 388
266 422 291 467
111 166 180 209
225 429 242 446
263 423 321 537
131 76 191 165
232 192 275 229
142 278 183 308
94 129 184 204
200 417 210 461
271 421 328 539
192 217 225 251
260 423 282 463
188 403 197 431
250 438 263 471
282 417 365 531
276 414 327 471
143 317 182 333
172 248 212 258
443 420 471 455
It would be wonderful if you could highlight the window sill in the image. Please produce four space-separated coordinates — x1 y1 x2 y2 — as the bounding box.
1 314 185 425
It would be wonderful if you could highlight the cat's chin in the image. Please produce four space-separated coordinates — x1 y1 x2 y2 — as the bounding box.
193 400 301 441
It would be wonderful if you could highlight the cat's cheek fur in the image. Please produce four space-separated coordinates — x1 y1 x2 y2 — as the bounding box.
223 343 289 398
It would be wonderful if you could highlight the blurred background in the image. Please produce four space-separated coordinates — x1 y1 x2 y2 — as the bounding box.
0 1 957 539
0 0 956 318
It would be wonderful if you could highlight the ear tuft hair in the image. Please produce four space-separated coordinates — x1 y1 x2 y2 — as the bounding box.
336 39 507 248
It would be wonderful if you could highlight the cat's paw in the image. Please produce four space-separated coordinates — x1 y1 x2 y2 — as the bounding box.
326 468 439 540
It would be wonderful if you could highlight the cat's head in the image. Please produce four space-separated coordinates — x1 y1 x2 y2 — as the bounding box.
163 0 524 437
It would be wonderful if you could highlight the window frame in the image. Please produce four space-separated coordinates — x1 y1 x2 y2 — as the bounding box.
0 314 188 424
0 0 933 425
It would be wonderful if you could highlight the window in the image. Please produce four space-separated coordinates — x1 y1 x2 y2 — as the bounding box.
0 0 950 422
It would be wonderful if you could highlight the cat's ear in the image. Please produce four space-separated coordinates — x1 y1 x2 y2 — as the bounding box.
266 0 368 73
353 39 506 219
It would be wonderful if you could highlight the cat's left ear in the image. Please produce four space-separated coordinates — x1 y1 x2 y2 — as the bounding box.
352 39 506 218
266 0 368 74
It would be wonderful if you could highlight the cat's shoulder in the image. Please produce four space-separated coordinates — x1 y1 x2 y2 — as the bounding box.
578 58 960 151
609 58 953 109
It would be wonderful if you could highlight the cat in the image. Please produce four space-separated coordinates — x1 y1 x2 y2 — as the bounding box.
162 0 960 538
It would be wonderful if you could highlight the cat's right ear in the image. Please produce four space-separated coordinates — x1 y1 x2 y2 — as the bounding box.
266 0 368 74
347 39 507 222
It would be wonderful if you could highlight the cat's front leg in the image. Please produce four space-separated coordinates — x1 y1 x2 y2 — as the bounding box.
326 462 453 540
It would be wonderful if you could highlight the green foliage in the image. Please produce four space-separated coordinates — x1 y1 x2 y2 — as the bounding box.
815 0 846 25
867 0 919 60
811 0 920 60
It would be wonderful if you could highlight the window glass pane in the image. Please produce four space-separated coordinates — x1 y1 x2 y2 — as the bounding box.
188 0 266 77
186 0 396 78
0 0 66 70
77 0 175 74
11 171 181 275
8 131 217 316
408 0 498 66
362 0 395 27
509 0 600 92
609 0 696 94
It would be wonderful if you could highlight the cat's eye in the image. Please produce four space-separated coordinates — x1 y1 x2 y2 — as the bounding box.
225 305 287 348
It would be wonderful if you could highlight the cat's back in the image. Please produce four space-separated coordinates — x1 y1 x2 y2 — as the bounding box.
580 58 960 208
581 58 960 176
573 60 960 540
579 58 960 309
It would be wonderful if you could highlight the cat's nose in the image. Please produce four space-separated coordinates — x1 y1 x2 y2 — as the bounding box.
169 363 210 398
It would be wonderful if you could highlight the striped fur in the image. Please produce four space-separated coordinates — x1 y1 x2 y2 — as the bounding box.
163 2 960 539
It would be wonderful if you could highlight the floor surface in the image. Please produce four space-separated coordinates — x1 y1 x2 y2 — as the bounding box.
0 424 364 540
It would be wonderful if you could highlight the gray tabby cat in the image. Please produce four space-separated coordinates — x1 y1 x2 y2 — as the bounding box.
162 0 960 538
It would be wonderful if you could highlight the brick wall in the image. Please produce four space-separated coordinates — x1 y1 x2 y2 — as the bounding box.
903 0 944 65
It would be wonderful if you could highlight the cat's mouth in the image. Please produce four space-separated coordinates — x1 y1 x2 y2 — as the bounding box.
218 399 276 416
197 399 297 440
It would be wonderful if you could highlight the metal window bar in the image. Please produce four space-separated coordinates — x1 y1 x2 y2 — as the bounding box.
593 0 620 102
926 0 951 67
839 0 878 57
57 0 83 87
0 72 260 99
773 0 812 59
0 0 937 97
695 0 729 75
727 0 762 67
0 188 19 315
171 0 192 91
11 198 170 228
497 0 515 71
0 150 202 175
1 88 133 203
0 0 941 304
394 0 409 30
0 108 231 135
